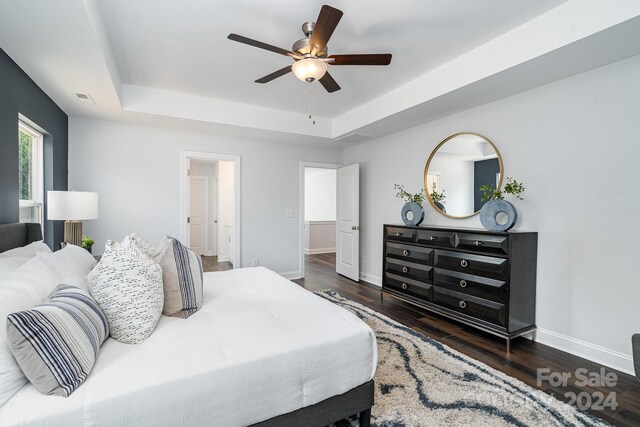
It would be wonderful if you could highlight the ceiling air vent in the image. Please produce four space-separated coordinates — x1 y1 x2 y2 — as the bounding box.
335 132 373 144
75 93 95 104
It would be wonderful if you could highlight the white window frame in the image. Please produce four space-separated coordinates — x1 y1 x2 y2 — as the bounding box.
18 121 44 228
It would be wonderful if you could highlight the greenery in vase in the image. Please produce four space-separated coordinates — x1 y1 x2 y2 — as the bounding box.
480 177 525 202
394 184 426 205
429 182 446 205
82 235 95 250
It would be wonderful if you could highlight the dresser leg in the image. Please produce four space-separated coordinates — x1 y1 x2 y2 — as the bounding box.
531 329 537 343
380 291 384 301
506 338 511 353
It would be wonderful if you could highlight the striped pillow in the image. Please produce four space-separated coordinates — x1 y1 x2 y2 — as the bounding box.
6 284 109 397
155 236 203 319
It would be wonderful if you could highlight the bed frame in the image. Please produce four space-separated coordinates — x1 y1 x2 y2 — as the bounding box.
0 223 374 426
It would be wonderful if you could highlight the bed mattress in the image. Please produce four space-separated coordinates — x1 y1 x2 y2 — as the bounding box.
0 267 377 426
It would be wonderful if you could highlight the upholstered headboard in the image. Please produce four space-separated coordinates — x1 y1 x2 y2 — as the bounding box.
0 223 43 253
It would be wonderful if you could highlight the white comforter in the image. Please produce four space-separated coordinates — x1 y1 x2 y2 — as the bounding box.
0 267 377 426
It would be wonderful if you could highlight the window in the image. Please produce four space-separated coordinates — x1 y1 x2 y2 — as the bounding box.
18 121 44 227
426 173 441 194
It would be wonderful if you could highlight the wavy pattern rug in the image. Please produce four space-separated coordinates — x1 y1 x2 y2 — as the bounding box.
317 290 608 427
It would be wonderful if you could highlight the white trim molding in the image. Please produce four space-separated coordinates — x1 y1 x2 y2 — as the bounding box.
536 328 634 375
180 150 241 268
360 272 382 287
280 271 302 280
304 248 336 255
299 161 341 278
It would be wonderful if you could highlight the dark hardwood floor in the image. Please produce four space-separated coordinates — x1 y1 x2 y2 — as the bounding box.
201 256 233 272
293 253 640 427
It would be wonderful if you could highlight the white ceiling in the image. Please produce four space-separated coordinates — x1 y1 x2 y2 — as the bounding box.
95 0 566 118
1 1 639 144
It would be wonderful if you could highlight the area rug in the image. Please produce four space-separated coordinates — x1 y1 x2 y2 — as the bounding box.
316 290 608 427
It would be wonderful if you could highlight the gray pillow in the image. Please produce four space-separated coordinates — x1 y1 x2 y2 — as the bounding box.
154 236 203 319
6 284 109 397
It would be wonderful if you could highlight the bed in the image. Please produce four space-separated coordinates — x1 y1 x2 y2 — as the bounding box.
0 223 376 426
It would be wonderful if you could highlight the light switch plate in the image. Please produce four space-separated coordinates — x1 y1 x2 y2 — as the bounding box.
286 209 294 218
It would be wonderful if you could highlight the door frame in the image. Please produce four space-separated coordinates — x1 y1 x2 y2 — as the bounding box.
189 175 209 256
180 151 241 267
299 161 341 278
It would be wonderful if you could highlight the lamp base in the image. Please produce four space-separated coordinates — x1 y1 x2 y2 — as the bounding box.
64 220 83 247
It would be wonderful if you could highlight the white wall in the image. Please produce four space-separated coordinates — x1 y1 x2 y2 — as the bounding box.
190 160 217 256
217 160 234 264
304 221 336 254
343 55 640 374
68 117 342 276
304 168 336 221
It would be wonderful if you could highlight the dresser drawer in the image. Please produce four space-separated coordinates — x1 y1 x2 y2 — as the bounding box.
385 242 433 265
457 232 509 255
385 273 433 301
434 250 508 281
416 229 456 248
385 226 415 243
432 287 506 326
385 258 433 283
434 268 507 303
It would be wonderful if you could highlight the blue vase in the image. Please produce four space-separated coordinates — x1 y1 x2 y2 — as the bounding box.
479 200 517 231
401 202 425 226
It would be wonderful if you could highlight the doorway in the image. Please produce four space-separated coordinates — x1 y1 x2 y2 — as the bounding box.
299 161 340 278
181 151 240 269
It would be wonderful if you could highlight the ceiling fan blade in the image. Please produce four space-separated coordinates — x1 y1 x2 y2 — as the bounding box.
328 54 392 66
319 72 341 93
308 5 343 57
255 66 292 84
228 33 301 59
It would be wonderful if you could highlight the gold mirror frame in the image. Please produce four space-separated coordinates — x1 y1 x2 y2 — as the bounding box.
424 132 504 219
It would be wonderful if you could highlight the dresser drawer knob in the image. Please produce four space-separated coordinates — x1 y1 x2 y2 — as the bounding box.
401 283 408 290
402 249 410 256
459 300 467 309
429 236 438 241
459 280 467 288
460 260 468 268
395 232 403 237
473 240 483 246
402 266 409 273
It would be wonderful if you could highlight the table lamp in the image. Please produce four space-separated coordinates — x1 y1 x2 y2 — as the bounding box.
47 191 99 246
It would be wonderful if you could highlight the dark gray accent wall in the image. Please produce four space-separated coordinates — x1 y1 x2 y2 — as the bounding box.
473 158 500 212
0 47 68 248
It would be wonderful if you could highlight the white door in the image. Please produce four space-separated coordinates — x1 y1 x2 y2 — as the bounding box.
211 178 218 256
189 176 208 256
336 163 359 281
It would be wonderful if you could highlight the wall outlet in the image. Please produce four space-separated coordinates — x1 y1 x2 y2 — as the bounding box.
252 258 259 266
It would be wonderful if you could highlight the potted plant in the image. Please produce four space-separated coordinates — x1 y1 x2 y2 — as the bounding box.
394 184 426 226
429 183 446 213
478 177 525 231
82 235 95 254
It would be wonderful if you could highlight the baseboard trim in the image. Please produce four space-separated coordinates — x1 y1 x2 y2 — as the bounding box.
359 271 382 287
304 248 336 255
280 270 302 280
217 256 232 263
536 328 634 375
204 250 215 257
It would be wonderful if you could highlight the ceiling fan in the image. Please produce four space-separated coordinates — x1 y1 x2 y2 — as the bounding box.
227 4 392 93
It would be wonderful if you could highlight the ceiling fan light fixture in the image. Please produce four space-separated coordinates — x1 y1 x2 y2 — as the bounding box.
292 58 327 83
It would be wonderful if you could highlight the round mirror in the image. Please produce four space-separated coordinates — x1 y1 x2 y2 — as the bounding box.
424 133 503 219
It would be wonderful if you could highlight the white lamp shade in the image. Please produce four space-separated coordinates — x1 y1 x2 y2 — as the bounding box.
47 191 99 221
292 58 328 82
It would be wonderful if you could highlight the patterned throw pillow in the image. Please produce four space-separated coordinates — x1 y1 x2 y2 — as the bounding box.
154 236 203 318
87 239 163 344
6 285 108 397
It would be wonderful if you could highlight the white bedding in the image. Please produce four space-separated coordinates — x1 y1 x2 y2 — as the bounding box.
0 267 377 426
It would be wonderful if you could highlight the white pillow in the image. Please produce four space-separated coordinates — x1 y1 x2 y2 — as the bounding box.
0 257 30 279
0 241 51 259
127 233 156 258
37 244 97 291
87 238 163 344
0 256 59 406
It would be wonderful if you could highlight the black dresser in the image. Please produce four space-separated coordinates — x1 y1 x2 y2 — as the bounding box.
382 224 538 351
